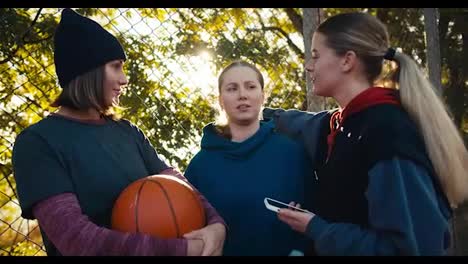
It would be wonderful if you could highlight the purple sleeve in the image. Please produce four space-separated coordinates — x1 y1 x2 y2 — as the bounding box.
32 193 188 256
160 167 227 227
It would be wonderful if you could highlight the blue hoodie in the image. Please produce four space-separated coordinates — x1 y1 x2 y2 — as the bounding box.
185 120 312 256
263 108 452 255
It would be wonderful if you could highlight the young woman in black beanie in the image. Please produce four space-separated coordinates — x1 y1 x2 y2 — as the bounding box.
265 12 468 255
12 8 226 256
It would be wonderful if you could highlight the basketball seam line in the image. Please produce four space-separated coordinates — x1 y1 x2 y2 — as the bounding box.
148 179 181 238
187 186 206 226
135 180 148 233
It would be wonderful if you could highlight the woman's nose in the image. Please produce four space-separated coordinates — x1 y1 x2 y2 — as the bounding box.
120 74 129 86
305 59 314 73
238 87 246 98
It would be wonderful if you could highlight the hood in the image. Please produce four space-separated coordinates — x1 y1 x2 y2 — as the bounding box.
200 120 275 160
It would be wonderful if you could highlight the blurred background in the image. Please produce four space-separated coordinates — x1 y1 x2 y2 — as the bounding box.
0 8 467 255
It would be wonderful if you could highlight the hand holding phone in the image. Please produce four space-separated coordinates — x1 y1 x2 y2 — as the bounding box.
264 197 311 213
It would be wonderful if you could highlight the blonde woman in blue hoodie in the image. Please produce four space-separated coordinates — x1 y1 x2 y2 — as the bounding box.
184 61 315 256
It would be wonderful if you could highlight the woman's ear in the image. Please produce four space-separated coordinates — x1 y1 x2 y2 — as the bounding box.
341 50 357 73
218 96 224 110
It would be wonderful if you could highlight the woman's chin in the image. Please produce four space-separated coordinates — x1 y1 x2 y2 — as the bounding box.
230 116 258 126
312 87 330 97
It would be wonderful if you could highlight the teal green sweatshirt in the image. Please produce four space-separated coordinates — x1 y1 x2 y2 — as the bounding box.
185 120 313 256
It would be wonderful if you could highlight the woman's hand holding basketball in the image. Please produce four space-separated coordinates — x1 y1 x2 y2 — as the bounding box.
186 238 204 256
184 222 226 256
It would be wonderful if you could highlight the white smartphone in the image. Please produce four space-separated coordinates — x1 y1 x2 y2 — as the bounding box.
264 197 310 213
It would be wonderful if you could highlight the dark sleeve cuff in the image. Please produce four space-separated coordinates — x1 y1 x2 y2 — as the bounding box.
305 215 329 241
262 107 284 121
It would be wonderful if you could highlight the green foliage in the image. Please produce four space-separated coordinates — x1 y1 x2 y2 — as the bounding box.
0 240 45 256
114 8 307 167
1 8 466 256
438 8 468 131
169 9 307 111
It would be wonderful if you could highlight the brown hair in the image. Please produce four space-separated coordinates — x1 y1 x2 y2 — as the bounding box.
51 65 120 119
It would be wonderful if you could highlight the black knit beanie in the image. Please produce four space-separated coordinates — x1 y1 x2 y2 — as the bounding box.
53 8 126 88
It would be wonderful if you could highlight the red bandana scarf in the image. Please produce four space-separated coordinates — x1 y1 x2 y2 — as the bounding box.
326 87 401 160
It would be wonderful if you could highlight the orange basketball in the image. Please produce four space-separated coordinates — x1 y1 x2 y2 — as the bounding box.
111 174 206 238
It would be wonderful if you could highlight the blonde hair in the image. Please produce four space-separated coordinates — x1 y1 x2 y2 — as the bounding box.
393 52 468 208
318 12 468 208
51 65 120 120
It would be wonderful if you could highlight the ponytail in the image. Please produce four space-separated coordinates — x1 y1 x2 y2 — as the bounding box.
393 51 468 208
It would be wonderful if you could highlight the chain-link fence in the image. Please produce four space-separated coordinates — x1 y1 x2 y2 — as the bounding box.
1 8 467 256
0 8 310 255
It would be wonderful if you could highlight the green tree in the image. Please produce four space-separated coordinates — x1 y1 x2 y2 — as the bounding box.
439 9 468 135
1 7 466 256
0 8 309 255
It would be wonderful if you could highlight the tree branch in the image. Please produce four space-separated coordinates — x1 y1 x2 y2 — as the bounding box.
262 26 304 60
438 11 450 65
0 8 43 65
283 8 303 35
253 9 266 28
250 10 304 59
23 35 53 45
